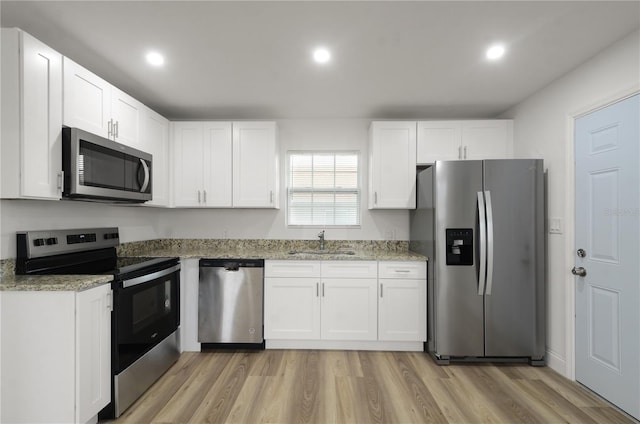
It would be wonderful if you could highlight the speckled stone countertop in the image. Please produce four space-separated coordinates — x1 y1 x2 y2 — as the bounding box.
117 239 428 262
0 273 112 292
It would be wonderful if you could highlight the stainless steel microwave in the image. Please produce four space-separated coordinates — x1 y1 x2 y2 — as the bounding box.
62 127 152 202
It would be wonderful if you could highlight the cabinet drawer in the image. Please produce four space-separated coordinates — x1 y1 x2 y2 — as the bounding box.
265 260 321 278
321 261 377 279
378 261 427 279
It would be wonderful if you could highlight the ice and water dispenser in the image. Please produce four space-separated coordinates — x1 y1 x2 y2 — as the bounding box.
445 229 473 265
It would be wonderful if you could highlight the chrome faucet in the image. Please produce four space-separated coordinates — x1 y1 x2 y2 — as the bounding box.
318 230 325 251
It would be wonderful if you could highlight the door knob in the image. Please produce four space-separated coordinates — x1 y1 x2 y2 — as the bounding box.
571 266 587 277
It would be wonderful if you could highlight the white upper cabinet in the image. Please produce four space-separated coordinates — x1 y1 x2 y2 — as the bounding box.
1 28 63 200
368 121 417 209
143 108 170 207
417 119 513 164
63 57 143 147
172 121 233 207
232 121 279 208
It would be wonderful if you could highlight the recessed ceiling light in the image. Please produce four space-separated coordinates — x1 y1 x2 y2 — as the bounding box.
146 51 165 67
312 47 331 64
486 44 506 61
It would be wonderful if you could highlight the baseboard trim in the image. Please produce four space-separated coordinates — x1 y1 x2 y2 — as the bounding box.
265 340 425 351
545 347 567 376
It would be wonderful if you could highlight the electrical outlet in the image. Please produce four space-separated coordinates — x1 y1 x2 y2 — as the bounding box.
549 218 562 234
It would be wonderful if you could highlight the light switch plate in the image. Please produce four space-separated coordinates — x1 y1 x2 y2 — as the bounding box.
549 218 562 234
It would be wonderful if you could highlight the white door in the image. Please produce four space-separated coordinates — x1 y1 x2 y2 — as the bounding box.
203 122 233 207
264 278 320 339
321 279 378 340
111 87 143 147
416 121 462 163
378 279 426 341
575 94 639 420
232 121 278 208
62 57 111 138
172 122 205 207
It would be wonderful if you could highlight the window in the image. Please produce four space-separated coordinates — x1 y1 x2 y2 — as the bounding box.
287 152 360 226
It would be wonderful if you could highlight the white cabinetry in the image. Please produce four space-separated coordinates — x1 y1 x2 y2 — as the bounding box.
265 260 378 342
1 284 112 423
417 120 513 164
378 261 427 342
171 121 278 208
368 121 417 209
232 121 279 208
63 57 143 146
172 121 233 207
320 261 378 340
142 108 170 207
1 28 63 199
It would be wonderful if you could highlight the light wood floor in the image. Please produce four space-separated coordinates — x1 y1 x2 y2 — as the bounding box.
112 349 634 424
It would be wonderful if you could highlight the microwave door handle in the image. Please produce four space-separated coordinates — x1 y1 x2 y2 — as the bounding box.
139 159 150 193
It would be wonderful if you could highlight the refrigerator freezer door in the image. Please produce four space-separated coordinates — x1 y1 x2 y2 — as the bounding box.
483 159 545 358
434 160 485 357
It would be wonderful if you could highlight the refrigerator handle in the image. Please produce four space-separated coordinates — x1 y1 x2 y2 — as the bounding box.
477 191 487 295
485 190 495 295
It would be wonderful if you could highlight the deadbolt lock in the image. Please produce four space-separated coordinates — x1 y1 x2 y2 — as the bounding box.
577 248 586 258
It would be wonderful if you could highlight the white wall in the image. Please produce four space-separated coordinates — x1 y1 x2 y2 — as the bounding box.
501 30 640 377
0 200 164 259
158 119 409 241
0 119 409 259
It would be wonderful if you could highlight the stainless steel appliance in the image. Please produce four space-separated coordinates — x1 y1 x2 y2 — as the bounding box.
15 228 180 418
62 127 152 202
410 159 545 365
198 259 264 347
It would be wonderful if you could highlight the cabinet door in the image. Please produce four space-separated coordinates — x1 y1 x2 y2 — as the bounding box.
63 57 111 138
203 122 233 207
265 277 321 339
20 31 63 199
369 121 416 209
417 121 462 164
143 108 170 207
111 87 143 147
321 278 377 340
76 284 111 423
461 120 512 160
232 121 279 208
172 122 205 207
378 279 426 341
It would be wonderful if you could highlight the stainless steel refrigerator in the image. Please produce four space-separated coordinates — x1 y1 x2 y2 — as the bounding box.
410 159 545 365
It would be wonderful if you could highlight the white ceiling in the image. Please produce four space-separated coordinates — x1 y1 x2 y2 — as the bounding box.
2 1 639 120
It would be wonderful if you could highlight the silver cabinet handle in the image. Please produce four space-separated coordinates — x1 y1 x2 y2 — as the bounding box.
572 267 587 277
107 119 113 139
477 191 487 295
484 190 495 295
270 190 273 204
198 190 201 203
316 282 319 297
374 192 378 205
106 291 113 311
139 159 150 193
464 146 467 159
394 269 411 273
115 121 119 139
322 283 325 297
57 171 64 191
458 145 462 159
380 283 383 298
203 190 207 203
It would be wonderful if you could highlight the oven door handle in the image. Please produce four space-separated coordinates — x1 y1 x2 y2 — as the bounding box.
122 264 181 288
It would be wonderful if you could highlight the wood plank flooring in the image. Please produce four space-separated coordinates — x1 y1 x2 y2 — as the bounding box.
111 350 634 424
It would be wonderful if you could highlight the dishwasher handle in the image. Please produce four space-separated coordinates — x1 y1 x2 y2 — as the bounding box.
199 258 265 269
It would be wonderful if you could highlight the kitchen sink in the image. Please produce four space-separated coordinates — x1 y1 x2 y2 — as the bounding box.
288 249 356 256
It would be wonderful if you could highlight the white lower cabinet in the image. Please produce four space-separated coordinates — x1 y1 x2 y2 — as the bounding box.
378 261 427 342
265 260 426 347
0 284 112 424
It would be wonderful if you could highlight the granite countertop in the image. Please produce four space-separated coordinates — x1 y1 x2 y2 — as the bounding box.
0 273 112 292
117 239 428 262
137 247 427 261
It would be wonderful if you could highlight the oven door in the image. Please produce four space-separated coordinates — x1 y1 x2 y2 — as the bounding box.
115 264 180 372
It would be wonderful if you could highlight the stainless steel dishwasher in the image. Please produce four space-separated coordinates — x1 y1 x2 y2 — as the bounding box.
198 259 264 347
